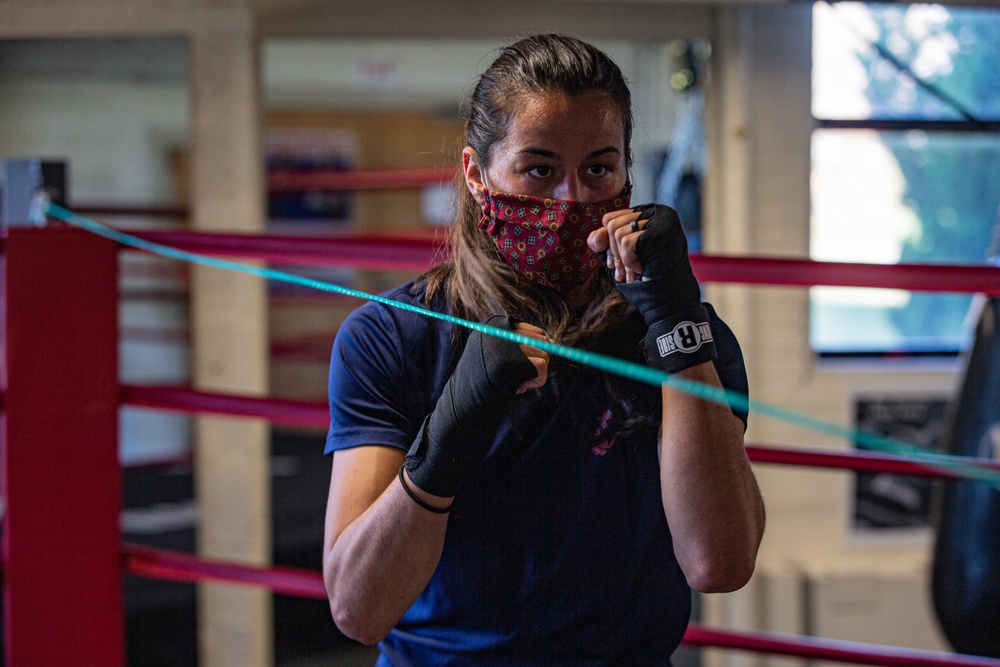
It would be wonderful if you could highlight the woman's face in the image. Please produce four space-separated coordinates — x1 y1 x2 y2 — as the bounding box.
463 89 628 204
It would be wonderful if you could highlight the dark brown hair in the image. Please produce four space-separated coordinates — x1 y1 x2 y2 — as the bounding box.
420 34 654 428
424 34 640 345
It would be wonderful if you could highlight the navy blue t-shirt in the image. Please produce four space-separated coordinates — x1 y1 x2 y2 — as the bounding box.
326 280 749 666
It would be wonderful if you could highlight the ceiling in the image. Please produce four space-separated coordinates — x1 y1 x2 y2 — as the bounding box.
256 0 1000 39
255 0 719 39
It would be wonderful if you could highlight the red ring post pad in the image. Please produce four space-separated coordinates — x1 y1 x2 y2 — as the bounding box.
1 227 124 666
683 623 1000 667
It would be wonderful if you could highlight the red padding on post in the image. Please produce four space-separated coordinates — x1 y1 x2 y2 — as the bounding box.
682 623 1000 667
2 227 124 666
121 384 329 429
122 544 327 600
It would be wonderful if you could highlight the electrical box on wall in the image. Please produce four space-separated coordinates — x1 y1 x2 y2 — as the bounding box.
1 159 67 227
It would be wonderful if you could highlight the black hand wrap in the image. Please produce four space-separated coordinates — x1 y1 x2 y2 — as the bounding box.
404 316 538 498
615 204 716 373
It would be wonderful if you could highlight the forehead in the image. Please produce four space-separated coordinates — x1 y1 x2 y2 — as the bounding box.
501 89 625 151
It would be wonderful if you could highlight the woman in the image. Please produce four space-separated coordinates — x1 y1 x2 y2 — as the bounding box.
323 33 764 666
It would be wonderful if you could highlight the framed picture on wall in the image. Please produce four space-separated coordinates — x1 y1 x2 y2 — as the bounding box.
853 395 951 530
265 128 359 295
266 128 356 232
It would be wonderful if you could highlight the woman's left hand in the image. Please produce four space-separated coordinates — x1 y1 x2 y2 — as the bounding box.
587 208 647 283
512 321 550 394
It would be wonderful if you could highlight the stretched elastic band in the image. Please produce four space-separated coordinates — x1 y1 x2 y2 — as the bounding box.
398 465 453 514
45 203 1000 487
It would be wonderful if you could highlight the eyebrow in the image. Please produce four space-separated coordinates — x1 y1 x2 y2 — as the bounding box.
518 146 620 159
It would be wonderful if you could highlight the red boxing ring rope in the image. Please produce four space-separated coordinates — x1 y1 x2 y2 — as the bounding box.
70 167 457 219
690 254 1000 297
120 543 1000 667
745 444 1000 479
122 544 328 600
71 203 189 218
64 160 1000 295
131 229 442 271
682 625 1000 667
121 384 329 429
119 385 1000 481
267 166 456 191
121 229 1000 296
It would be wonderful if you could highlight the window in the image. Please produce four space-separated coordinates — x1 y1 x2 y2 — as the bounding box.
810 2 1000 355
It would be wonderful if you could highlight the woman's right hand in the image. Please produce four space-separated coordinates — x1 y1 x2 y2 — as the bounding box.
324 318 550 643
404 316 546 498
588 207 647 283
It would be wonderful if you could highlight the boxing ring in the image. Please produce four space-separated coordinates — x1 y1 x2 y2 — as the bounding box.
2 165 1000 666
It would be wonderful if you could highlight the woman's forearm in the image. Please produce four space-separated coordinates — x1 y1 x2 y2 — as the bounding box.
658 362 765 593
324 461 451 645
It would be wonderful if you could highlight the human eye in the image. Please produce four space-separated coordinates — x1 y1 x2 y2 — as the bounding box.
585 163 611 177
526 165 554 178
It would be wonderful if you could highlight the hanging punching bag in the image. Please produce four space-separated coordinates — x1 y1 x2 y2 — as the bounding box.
932 297 1000 658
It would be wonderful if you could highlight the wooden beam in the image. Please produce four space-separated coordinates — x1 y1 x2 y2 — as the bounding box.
188 10 273 667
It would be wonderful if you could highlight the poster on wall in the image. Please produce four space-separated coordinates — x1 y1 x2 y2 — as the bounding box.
853 395 950 530
267 128 356 233
265 129 358 295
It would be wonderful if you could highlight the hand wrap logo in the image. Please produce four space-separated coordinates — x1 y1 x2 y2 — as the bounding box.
655 321 714 358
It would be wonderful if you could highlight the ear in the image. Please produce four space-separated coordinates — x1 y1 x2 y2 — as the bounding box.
462 147 487 207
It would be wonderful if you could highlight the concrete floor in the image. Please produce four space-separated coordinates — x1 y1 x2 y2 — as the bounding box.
284 644 380 667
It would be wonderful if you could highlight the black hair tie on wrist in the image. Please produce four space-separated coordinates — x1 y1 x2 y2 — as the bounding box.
398 465 453 514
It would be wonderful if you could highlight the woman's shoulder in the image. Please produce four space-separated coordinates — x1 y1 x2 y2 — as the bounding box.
339 278 450 349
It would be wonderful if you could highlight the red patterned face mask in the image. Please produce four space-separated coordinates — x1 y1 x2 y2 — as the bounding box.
478 184 632 292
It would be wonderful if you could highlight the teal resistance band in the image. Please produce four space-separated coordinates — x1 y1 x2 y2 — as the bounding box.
45 202 1000 486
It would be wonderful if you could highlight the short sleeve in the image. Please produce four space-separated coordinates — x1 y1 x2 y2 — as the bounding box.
325 303 419 455
705 302 750 428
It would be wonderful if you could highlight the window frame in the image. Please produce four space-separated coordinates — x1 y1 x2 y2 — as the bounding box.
810 2 1000 358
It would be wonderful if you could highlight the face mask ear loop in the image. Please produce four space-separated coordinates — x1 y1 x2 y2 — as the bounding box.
480 169 493 198
477 170 495 231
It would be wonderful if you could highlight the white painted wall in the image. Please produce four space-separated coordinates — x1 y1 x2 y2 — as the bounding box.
0 81 187 202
